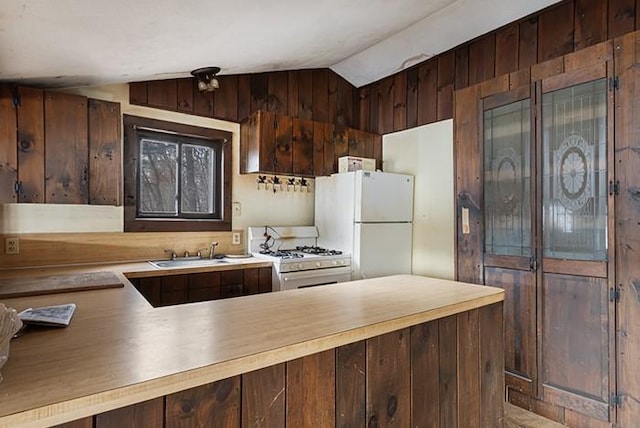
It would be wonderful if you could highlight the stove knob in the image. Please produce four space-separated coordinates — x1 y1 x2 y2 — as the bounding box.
316 262 321 267
332 261 337 266
297 263 303 270
340 260 345 265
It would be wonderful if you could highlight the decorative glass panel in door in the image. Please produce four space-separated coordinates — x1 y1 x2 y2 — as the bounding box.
483 88 537 396
540 76 613 422
542 79 608 261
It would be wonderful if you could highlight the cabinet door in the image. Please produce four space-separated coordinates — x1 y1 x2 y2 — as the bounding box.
259 267 272 293
221 270 244 299
188 272 221 302
539 69 615 423
482 85 537 396
274 115 292 174
243 268 260 295
132 277 162 307
160 275 189 306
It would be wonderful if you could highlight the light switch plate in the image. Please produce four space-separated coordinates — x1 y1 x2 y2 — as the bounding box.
232 202 241 217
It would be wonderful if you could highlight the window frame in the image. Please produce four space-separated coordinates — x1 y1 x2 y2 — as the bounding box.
123 115 232 232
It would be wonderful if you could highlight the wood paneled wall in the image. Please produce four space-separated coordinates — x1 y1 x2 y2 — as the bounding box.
55 303 503 428
130 69 358 128
358 0 640 134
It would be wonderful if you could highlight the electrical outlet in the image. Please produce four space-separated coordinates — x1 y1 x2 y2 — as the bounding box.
232 232 241 245
5 237 19 255
232 201 241 217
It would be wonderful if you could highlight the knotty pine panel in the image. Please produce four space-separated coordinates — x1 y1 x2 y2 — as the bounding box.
297 69 314 120
267 71 288 115
406 67 419 129
95 398 163 428
0 84 17 203
311 69 329 123
129 82 148 105
457 309 480 427
479 303 505 426
16 86 45 203
495 24 520 76
410 321 440 428
336 341 366 428
88 99 121 206
287 70 299 118
358 86 372 132
366 329 410 427
438 315 458 427
214 74 239 121
273 115 292 174
337 75 354 127
166 377 240 427
333 127 349 168
417 60 437 126
147 80 177 110
437 51 455 120
368 82 379 134
608 0 636 38
250 73 269 113
237 74 251 121
393 71 407 132
377 77 394 135
538 1 575 61
327 71 338 127
519 18 539 69
575 0 608 51
469 34 496 85
286 350 336 427
44 91 88 204
455 45 470 89
242 364 285 427
176 78 193 113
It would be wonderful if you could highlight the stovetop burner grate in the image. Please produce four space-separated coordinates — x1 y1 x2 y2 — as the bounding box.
295 246 343 256
259 250 304 259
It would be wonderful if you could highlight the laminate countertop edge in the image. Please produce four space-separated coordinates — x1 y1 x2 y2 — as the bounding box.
0 275 504 427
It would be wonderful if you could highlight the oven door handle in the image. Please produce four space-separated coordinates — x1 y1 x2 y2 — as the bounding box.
281 266 352 281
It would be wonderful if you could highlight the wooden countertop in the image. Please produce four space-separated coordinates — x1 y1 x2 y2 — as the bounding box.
0 274 503 427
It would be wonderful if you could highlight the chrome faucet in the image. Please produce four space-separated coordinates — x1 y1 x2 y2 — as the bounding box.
209 241 219 259
164 249 177 260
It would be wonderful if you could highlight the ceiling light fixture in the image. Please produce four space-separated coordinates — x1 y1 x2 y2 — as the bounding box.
191 66 221 92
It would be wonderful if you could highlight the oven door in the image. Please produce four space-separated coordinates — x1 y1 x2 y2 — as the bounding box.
278 266 352 291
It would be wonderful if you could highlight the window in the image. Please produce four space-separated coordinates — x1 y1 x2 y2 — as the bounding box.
123 115 232 232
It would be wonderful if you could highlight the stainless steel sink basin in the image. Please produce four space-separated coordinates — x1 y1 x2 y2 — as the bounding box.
148 258 232 269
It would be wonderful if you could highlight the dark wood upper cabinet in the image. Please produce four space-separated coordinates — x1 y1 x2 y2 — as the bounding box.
240 110 380 177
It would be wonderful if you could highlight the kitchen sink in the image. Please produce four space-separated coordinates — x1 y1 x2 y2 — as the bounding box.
148 258 232 269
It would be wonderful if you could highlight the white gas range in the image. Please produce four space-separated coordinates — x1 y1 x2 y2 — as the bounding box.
247 226 352 291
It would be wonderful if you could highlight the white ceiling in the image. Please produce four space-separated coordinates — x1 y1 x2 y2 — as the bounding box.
0 0 560 89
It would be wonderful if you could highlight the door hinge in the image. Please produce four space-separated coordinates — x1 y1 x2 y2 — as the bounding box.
609 180 620 196
12 93 21 108
529 256 538 272
609 287 621 302
14 181 22 195
610 393 623 407
610 76 620 91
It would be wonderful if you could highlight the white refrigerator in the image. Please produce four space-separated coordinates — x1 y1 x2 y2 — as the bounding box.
315 170 414 280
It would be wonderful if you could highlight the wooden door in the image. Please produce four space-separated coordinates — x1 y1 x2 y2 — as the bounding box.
481 85 538 399
537 65 616 423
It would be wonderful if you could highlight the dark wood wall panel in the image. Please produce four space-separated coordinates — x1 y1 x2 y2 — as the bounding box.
44 91 88 204
95 398 163 427
242 364 285 427
410 320 440 428
147 80 177 110
406 68 419 129
214 75 239 121
574 0 608 50
519 18 539 69
0 84 17 203
609 0 636 38
336 341 366 427
297 70 313 120
538 1 576 61
366 329 411 427
377 77 395 135
88 99 121 205
437 51 455 120
417 60 438 126
495 24 520 76
166 376 240 427
393 72 407 132
457 309 480 427
286 349 336 427
268 71 288 115
16 87 45 203
469 34 496 85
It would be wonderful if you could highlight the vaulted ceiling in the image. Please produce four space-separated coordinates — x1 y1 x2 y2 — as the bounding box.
0 0 560 89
